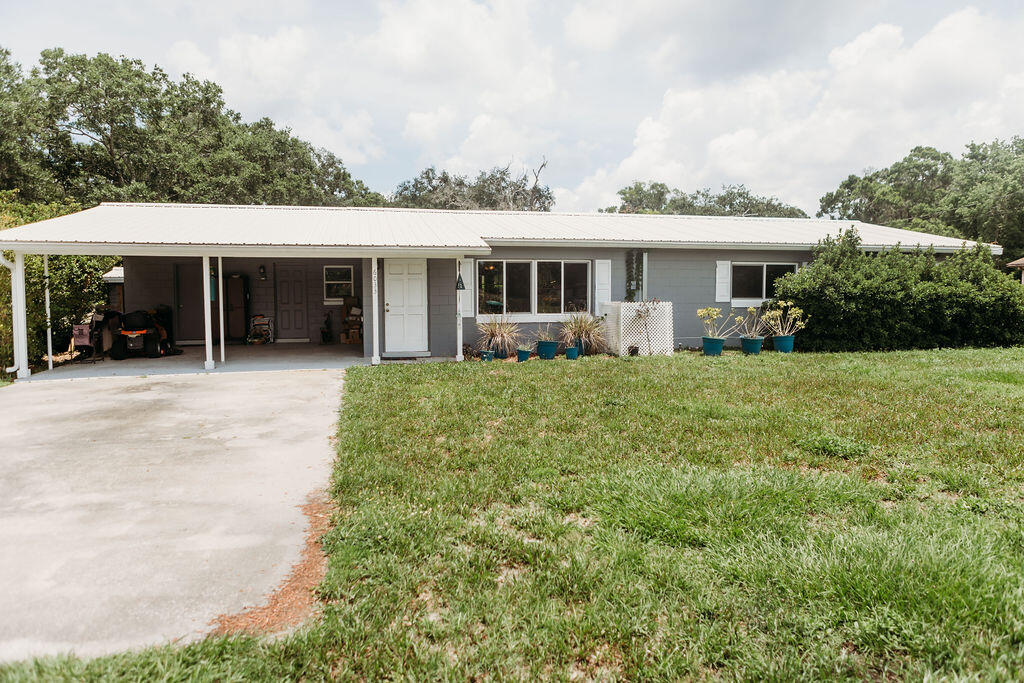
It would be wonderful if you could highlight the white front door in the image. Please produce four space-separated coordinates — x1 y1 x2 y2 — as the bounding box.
384 259 429 353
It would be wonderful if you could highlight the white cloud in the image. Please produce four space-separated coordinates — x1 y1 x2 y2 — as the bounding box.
559 7 1024 212
403 106 458 147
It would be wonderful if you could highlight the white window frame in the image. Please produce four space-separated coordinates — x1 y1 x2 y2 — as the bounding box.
477 259 592 322
730 261 799 308
323 264 354 304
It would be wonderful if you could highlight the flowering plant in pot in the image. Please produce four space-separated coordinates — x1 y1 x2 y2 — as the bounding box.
734 307 768 355
516 344 532 362
559 313 606 357
535 324 559 359
762 300 808 353
476 317 521 359
697 306 740 356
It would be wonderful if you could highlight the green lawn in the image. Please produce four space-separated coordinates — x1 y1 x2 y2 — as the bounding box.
8 348 1024 680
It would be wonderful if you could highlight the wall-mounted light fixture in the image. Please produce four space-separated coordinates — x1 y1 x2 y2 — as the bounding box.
258 265 267 281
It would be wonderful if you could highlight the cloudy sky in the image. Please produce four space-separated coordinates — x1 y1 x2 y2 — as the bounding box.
2 1 1023 212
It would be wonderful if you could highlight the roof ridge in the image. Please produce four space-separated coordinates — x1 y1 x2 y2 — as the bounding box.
98 202 858 223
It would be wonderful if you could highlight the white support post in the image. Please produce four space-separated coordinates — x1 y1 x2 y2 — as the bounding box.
44 255 53 370
217 256 225 364
455 257 464 361
371 257 380 365
641 250 649 301
13 253 30 379
202 255 214 371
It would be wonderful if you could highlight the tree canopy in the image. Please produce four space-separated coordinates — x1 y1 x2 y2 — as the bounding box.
818 140 1024 261
390 161 554 211
602 182 807 218
0 47 385 207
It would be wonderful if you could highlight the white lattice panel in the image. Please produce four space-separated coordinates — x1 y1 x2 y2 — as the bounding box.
599 301 674 356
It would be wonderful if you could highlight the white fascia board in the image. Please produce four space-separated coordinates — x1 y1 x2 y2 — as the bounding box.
482 238 996 254
0 242 492 257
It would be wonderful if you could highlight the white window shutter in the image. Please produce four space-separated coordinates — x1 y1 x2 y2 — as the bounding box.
460 258 475 316
594 259 612 311
715 261 731 302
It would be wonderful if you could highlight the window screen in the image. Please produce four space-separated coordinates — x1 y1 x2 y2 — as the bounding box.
505 262 531 313
563 262 589 312
765 264 796 298
731 265 764 299
477 261 503 314
536 261 562 313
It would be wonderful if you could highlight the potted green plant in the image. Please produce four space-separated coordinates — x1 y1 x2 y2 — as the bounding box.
559 312 606 357
762 300 808 353
735 307 768 355
516 344 531 362
476 317 521 359
535 324 558 359
697 306 740 356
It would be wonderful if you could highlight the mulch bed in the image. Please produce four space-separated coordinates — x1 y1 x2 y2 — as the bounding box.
210 491 332 636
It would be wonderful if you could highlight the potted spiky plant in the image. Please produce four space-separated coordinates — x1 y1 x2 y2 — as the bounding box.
535 324 558 359
762 300 808 353
559 312 606 357
696 307 740 356
476 317 521 359
735 307 768 355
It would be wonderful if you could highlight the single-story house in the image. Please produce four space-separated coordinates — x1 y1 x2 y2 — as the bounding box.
0 202 1000 378
1008 256 1024 283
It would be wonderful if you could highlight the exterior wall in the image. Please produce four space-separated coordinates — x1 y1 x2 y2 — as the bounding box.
427 259 458 357
463 246 628 348
645 248 812 346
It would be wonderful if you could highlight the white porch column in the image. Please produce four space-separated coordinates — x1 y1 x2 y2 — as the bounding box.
217 256 225 364
455 257 464 361
202 255 214 371
13 253 30 379
371 257 380 365
44 255 53 370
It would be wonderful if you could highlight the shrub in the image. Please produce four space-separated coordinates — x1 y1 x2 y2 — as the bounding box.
772 229 1024 351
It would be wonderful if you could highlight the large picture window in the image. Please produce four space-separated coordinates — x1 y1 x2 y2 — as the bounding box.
324 265 353 302
731 262 797 303
477 260 591 318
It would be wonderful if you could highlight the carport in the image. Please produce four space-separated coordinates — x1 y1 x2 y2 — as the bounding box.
1 203 489 378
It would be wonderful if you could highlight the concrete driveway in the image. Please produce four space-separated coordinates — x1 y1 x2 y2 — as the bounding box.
0 369 344 662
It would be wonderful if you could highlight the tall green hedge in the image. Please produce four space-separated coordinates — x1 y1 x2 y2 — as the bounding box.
772 229 1024 351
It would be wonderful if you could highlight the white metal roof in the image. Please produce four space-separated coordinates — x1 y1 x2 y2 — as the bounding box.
101 266 124 283
0 202 1001 255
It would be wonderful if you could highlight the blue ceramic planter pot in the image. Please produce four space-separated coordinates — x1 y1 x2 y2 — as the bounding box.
565 345 579 360
702 336 726 356
480 349 494 362
740 336 764 355
772 335 795 353
516 348 531 362
537 340 558 359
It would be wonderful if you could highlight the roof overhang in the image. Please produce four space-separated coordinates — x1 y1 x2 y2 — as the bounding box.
0 241 491 257
481 238 999 255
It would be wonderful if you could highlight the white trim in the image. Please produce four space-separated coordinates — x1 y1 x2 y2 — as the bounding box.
371 258 380 365
202 256 214 371
217 256 225 364
323 264 354 304
715 261 731 303
0 242 491 257
43 255 53 371
459 258 475 317
594 259 612 307
13 253 29 378
455 257 464 361
481 238 997 255
731 298 767 308
477 313 581 324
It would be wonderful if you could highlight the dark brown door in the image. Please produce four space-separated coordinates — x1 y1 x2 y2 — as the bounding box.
225 276 247 340
175 262 219 342
275 265 308 339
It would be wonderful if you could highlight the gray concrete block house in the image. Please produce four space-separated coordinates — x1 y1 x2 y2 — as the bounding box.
0 202 999 377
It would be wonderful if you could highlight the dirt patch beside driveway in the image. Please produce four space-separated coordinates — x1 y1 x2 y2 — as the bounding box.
0 369 343 663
